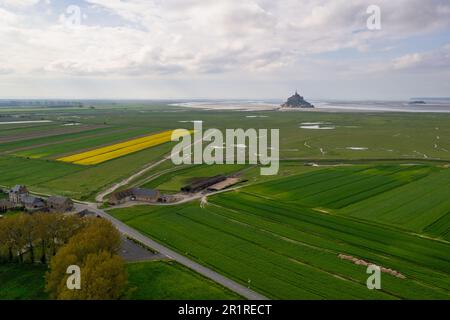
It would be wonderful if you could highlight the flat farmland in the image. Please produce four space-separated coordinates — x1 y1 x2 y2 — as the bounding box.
0 126 114 153
110 186 450 299
0 122 104 144
244 165 433 209
0 156 83 188
11 127 157 159
58 130 190 165
339 168 450 236
2 104 450 300
2 105 450 161
127 260 241 300
245 164 450 237
4 142 174 200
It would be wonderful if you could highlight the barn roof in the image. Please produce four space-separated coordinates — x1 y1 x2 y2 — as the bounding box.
21 195 45 206
47 195 72 205
130 188 159 197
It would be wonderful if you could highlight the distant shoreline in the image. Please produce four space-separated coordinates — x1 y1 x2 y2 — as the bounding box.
171 100 450 113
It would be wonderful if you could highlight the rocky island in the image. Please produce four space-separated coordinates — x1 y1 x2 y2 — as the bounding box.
408 100 426 105
281 91 314 108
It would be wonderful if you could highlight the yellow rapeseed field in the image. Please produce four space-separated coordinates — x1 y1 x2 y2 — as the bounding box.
58 130 191 165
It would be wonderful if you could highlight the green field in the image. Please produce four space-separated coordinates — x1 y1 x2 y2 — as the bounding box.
12 127 159 159
127 260 241 300
1 103 450 300
0 264 48 300
0 261 240 300
1 105 450 200
110 165 450 300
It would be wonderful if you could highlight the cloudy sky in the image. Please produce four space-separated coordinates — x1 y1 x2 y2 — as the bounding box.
0 0 449 100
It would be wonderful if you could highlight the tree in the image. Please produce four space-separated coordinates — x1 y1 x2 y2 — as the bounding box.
45 214 85 257
0 217 14 262
34 213 55 264
18 214 37 263
57 251 128 300
0 213 87 264
5 215 27 263
46 218 126 300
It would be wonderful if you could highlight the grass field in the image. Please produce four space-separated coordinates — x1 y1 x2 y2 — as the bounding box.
338 168 450 236
0 261 240 300
1 104 450 300
0 264 48 300
1 104 450 200
126 260 241 300
12 127 158 159
110 165 450 300
245 165 434 209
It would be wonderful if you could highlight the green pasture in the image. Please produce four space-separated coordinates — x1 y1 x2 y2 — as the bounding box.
339 168 450 235
110 201 450 299
11 127 160 159
110 164 450 300
0 264 48 300
126 260 241 300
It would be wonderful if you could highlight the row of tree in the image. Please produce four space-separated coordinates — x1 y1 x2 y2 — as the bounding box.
0 213 87 264
0 213 128 300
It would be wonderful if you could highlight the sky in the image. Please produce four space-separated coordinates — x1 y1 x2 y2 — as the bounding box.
0 0 449 100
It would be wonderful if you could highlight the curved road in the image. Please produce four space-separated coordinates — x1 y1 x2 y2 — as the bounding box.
75 203 268 301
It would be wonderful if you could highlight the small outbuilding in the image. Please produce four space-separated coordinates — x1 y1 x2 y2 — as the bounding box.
181 175 227 193
76 209 97 218
207 178 241 192
109 188 160 205
47 196 74 213
130 188 160 202
0 200 15 212
21 195 46 212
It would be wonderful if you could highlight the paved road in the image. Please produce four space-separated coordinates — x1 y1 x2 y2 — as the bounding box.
75 203 269 301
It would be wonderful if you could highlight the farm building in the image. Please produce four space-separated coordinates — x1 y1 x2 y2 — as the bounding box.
109 189 133 205
0 200 15 212
109 188 160 205
76 209 97 218
131 188 160 202
47 196 74 212
21 195 46 212
9 185 28 204
207 178 241 192
181 175 227 193
158 194 181 204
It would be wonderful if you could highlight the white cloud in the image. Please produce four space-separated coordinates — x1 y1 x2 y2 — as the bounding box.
1 0 449 77
393 45 450 71
0 0 450 100
0 0 40 8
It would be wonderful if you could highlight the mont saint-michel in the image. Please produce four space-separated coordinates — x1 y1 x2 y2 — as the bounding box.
281 91 314 109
